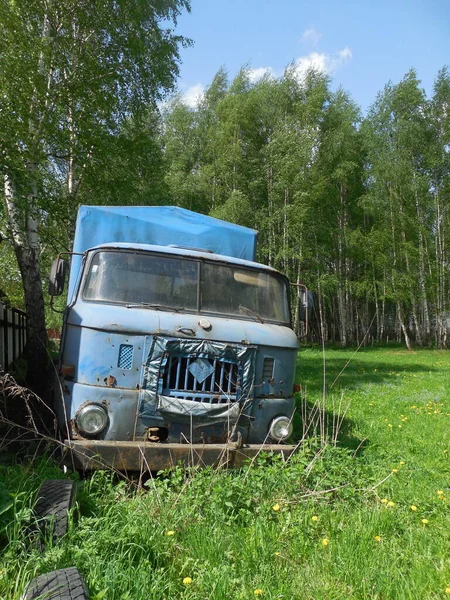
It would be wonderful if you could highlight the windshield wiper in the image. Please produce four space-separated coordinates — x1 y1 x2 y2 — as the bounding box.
126 302 184 313
239 305 264 323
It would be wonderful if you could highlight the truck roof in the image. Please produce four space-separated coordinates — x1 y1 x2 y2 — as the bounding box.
68 206 260 301
89 242 281 274
73 205 257 260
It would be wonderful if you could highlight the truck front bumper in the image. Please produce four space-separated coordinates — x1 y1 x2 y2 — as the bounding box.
63 440 297 471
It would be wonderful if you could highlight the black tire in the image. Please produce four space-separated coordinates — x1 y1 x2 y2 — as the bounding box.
22 567 89 600
34 479 77 543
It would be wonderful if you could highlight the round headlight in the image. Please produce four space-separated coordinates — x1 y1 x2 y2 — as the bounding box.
76 404 108 436
269 416 293 441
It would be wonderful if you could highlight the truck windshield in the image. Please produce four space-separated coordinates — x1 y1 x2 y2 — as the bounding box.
83 251 290 324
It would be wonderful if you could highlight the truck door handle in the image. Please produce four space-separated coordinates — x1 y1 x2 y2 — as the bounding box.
177 327 196 336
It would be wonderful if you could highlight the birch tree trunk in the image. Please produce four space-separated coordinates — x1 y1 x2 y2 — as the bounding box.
4 176 48 396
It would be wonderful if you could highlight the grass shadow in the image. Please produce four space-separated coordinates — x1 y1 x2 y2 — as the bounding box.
291 346 439 456
297 346 438 397
291 395 368 456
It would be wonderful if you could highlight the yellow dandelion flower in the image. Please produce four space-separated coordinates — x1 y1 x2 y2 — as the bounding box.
398 425 402 428
321 538 329 547
183 577 192 586
387 501 395 507
388 423 393 428
400 461 406 465
421 519 429 525
437 490 444 495
272 503 281 512
374 535 381 542
381 498 388 504
445 587 450 595
410 505 418 511
392 468 399 473
311 515 319 522
254 589 263 596
166 530 175 536
274 551 281 556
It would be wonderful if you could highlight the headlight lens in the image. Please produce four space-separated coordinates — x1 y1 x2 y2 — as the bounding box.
76 404 108 436
269 416 293 441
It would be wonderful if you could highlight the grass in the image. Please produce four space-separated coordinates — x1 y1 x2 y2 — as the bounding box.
1 347 450 599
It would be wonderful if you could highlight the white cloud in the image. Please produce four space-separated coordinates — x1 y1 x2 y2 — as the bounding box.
247 66 275 83
293 47 352 79
177 46 352 109
181 83 205 108
337 47 352 62
301 27 322 47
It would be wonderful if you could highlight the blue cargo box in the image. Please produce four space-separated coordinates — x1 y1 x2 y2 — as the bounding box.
67 205 258 300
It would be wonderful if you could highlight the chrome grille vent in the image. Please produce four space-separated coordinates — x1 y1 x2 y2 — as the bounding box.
161 355 239 404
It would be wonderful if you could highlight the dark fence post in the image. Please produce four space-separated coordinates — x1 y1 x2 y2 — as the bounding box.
0 301 27 371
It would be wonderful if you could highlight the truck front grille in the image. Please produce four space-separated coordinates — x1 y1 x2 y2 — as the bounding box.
161 355 239 404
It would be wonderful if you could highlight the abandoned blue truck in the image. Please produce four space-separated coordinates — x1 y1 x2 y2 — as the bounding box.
49 206 308 470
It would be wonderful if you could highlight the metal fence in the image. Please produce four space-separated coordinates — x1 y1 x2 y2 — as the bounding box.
0 301 27 370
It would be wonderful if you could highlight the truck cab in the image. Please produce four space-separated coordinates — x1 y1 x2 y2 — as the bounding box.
51 207 304 470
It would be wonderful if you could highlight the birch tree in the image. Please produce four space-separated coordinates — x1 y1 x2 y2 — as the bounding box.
0 0 190 394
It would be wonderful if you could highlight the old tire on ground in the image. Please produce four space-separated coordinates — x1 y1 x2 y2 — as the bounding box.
22 567 89 600
34 479 76 542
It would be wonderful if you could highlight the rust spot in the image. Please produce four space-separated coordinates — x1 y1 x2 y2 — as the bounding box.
104 375 117 387
268 378 275 385
70 419 79 437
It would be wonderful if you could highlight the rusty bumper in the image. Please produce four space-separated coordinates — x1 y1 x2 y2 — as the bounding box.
63 440 297 471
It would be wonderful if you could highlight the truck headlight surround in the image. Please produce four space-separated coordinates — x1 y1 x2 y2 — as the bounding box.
76 404 108 436
269 416 293 441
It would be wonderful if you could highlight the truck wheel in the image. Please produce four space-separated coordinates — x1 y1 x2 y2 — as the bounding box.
22 567 89 600
34 479 77 542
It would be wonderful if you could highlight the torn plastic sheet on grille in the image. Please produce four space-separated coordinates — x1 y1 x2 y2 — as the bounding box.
139 336 256 421
156 394 242 425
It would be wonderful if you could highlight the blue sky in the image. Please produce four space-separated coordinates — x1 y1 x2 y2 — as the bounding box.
174 0 450 113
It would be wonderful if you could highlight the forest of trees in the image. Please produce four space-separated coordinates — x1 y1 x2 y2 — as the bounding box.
159 66 450 349
1 2 449 362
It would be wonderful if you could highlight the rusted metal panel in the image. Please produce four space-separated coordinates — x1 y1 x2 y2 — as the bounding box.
64 440 297 471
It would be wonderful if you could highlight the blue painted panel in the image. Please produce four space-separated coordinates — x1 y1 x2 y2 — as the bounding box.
66 301 299 349
62 324 146 389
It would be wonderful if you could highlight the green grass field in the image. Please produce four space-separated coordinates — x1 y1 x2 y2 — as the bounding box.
1 347 450 600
